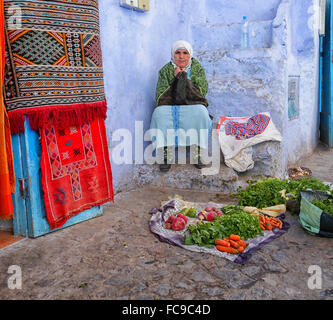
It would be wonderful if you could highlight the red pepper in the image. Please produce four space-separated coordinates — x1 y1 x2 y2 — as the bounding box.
206 211 217 221
164 222 172 229
177 213 188 224
172 217 186 231
166 215 176 224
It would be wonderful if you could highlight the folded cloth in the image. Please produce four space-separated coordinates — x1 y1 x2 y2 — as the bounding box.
217 112 282 172
150 104 212 150
224 146 254 173
225 114 270 140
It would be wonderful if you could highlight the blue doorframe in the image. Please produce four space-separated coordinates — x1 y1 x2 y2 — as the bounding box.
11 117 104 238
321 0 333 147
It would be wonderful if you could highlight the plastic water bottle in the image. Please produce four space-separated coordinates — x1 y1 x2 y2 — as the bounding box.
241 16 249 49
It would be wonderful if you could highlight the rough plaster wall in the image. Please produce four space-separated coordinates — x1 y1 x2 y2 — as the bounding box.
98 0 194 192
192 0 288 177
190 0 281 24
190 0 319 174
98 0 320 192
284 0 320 165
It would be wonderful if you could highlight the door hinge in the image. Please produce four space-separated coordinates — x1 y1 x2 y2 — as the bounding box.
18 178 28 199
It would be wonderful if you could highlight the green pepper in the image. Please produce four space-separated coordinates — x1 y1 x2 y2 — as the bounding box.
187 208 197 218
180 208 189 216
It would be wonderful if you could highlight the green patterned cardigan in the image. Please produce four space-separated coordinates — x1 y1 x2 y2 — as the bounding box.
155 58 209 107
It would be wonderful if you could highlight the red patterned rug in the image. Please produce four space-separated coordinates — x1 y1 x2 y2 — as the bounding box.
41 117 113 229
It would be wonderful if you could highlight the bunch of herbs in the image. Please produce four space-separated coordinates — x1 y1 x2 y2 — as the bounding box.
311 198 333 216
235 177 332 208
183 208 263 248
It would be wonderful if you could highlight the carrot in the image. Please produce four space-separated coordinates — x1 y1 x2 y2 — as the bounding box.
238 240 248 248
270 221 279 228
260 224 266 230
237 246 245 253
265 223 273 230
229 240 240 249
229 234 240 241
215 239 230 247
216 245 238 254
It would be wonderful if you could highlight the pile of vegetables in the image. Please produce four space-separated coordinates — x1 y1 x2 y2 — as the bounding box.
259 215 283 231
215 234 248 254
164 213 188 231
179 177 333 252
183 206 263 248
179 207 197 218
197 206 223 222
311 198 333 216
235 177 332 209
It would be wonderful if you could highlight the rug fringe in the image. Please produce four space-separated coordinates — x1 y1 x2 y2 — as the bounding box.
8 100 108 134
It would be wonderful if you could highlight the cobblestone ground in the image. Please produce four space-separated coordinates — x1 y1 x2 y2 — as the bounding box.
0 184 333 300
1 143 333 300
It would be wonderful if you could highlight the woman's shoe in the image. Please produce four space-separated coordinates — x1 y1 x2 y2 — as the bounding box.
160 163 171 172
160 147 171 172
194 157 206 169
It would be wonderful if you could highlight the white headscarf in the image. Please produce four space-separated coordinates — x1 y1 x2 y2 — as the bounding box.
171 40 193 72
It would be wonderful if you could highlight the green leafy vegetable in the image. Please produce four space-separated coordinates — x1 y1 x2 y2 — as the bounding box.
287 178 331 199
235 178 288 208
183 208 263 247
235 177 332 209
221 204 246 215
311 198 333 216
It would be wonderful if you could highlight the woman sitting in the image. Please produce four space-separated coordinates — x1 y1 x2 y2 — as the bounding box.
150 40 212 172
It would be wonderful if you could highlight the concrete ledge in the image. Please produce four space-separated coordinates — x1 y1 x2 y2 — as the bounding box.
132 162 245 193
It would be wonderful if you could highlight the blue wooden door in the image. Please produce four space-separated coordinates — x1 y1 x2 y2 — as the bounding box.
12 117 103 238
321 0 333 146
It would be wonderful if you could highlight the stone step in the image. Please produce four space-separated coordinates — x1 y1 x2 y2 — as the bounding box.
132 125 284 193
192 20 273 51
132 141 284 194
133 162 244 194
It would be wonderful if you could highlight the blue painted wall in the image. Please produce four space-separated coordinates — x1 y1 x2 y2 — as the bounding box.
285 0 320 162
99 0 193 191
98 0 320 191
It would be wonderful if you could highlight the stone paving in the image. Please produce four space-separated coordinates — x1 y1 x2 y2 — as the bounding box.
0 144 333 300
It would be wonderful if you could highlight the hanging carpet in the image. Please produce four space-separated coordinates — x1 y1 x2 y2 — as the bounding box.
3 0 107 134
41 117 113 230
0 0 15 220
3 0 114 227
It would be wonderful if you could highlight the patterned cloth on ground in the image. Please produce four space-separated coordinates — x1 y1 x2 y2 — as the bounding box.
149 198 290 264
41 118 113 229
3 0 107 133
